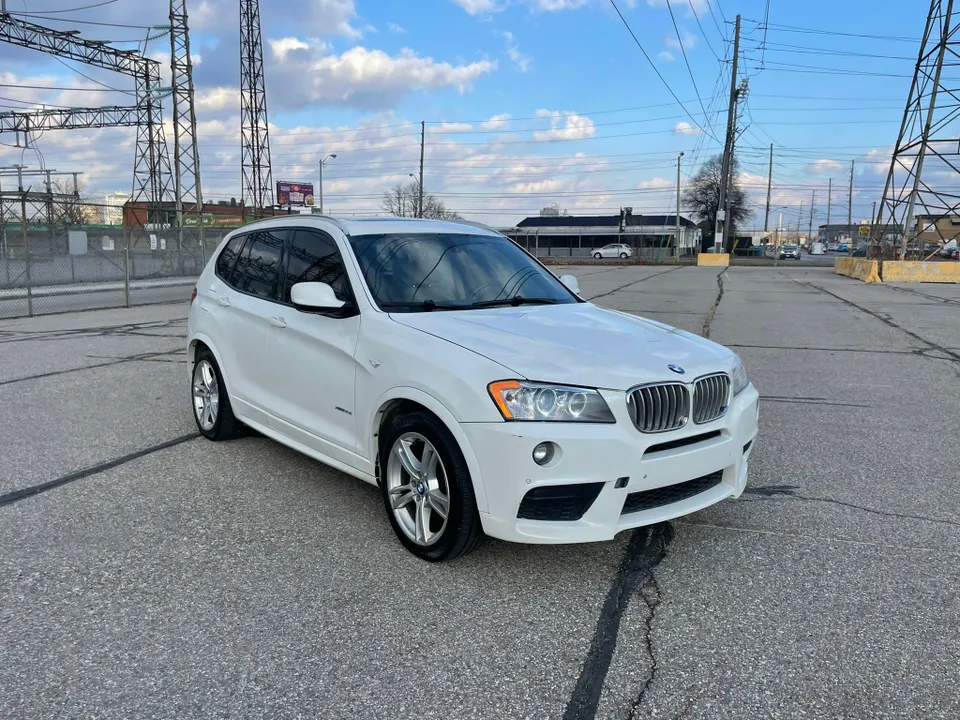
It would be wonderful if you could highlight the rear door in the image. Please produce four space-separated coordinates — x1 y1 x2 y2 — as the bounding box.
208 226 286 424
262 227 362 467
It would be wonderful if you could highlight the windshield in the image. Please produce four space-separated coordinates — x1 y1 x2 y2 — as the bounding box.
348 233 579 311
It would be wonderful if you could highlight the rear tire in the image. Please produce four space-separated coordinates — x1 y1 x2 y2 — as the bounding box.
192 348 242 441
379 411 484 562
619 252 628 259
594 252 602 259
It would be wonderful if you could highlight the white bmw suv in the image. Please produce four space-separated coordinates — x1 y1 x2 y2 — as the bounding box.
187 216 759 561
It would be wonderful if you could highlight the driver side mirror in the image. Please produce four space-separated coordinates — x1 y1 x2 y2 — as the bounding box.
291 282 346 310
559 274 580 295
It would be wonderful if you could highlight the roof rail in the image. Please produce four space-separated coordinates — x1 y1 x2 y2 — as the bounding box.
243 213 350 233
449 218 502 234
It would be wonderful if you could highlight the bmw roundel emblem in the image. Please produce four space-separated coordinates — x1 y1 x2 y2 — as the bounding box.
668 364 685 375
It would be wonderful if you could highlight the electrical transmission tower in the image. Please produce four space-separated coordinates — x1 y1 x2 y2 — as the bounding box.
170 0 205 260
240 0 274 216
0 13 171 231
874 0 960 259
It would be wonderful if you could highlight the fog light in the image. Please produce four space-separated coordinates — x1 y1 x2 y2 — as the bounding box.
532 442 555 466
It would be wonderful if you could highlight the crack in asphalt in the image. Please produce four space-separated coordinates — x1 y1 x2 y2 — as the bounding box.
0 317 186 344
627 574 665 720
585 266 685 302
789 279 960 364
0 433 201 508
0 347 186 387
700 269 725 338
743 485 960 528
880 283 960 307
562 523 673 720
760 395 871 408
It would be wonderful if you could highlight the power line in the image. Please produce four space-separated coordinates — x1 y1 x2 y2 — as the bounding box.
688 0 720 60
664 0 713 136
750 20 920 43
6 12 157 30
12 0 122 13
607 0 721 144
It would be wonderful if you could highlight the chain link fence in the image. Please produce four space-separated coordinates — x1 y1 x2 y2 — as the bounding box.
0 221 233 320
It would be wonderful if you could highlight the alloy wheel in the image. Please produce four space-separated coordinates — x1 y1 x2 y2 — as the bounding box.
192 359 219 431
386 432 450 546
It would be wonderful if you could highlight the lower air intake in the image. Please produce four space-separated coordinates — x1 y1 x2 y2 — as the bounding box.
621 471 723 515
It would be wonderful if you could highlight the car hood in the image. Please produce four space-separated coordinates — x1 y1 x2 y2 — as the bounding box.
391 302 735 390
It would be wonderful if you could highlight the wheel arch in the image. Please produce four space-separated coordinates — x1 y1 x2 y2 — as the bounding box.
187 334 232 394
370 387 490 514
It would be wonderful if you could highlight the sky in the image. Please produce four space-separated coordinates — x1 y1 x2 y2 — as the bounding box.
0 0 935 229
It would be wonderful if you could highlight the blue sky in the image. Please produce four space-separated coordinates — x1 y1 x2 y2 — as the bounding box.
0 0 927 227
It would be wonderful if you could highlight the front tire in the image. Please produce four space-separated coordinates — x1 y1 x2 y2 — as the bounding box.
192 348 242 441
379 411 483 561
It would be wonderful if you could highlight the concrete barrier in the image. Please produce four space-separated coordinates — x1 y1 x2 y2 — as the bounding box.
697 253 730 267
834 257 881 283
881 260 960 284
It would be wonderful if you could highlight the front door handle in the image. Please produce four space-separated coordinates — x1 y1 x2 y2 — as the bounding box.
216 295 231 307
269 316 287 328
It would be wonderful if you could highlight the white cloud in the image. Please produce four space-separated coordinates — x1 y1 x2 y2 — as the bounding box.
665 31 698 51
638 177 673 189
452 0 501 12
269 37 312 60
269 44 496 110
533 110 596 141
498 30 532 72
507 179 567 194
452 0 593 13
194 87 240 113
673 121 701 135
810 159 843 173
658 50 675 62
432 122 475 133
647 0 710 17
481 113 512 130
387 22 406 33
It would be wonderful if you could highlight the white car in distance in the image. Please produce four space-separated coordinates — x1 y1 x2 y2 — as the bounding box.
188 217 759 561
591 243 633 259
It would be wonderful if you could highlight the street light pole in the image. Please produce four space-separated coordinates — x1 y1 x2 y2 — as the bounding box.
675 151 683 263
319 153 337 214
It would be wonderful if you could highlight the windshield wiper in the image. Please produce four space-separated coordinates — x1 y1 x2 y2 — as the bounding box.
380 300 466 312
469 296 560 308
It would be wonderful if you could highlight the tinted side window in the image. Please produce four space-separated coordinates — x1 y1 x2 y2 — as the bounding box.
232 228 284 300
215 234 245 284
283 230 350 303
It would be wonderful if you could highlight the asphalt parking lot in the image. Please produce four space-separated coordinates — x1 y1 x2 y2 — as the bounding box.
2 265 958 719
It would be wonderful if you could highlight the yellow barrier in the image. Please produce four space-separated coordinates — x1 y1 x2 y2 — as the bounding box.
881 261 960 284
697 253 730 267
833 257 881 283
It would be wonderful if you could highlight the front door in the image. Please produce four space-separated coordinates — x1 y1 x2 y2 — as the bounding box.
263 228 362 468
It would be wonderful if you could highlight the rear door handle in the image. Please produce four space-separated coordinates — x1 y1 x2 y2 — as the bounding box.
216 295 231 307
269 316 287 328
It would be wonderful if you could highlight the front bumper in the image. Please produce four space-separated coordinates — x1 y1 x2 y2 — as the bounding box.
462 384 759 544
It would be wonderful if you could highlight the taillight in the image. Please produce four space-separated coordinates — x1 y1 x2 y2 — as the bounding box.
190 286 197 305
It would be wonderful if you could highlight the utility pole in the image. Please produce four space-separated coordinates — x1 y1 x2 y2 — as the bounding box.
826 177 833 234
809 190 816 242
676 151 683 263
418 120 425 218
714 14 741 252
797 201 804 239
848 160 855 237
763 143 773 233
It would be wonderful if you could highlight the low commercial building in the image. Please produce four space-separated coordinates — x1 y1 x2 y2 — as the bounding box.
818 223 902 245
503 213 702 259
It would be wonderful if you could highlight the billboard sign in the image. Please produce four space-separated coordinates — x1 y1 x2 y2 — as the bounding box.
277 181 315 207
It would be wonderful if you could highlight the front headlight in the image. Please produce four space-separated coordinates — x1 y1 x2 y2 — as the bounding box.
731 355 749 396
488 380 615 422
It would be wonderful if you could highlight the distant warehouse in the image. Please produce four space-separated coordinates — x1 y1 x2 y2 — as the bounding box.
502 211 702 260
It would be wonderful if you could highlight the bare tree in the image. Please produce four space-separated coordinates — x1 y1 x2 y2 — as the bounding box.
50 179 96 225
682 154 749 249
381 180 460 220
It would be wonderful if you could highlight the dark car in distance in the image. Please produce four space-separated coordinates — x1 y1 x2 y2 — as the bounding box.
779 244 801 260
